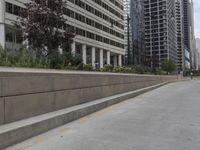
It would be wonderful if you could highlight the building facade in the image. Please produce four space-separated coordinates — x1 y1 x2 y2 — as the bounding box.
130 0 145 65
0 0 125 68
144 0 177 68
123 0 145 66
182 0 196 69
198 51 200 70
184 46 191 69
196 38 200 70
195 50 200 70
190 0 197 70
124 0 132 65
175 0 184 72
0 0 24 50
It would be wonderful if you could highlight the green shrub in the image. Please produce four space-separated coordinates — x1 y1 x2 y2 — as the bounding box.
184 70 200 76
113 66 132 73
161 59 176 74
131 65 153 74
83 64 93 71
0 46 175 75
0 47 49 68
154 68 166 75
0 47 85 70
193 70 200 76
100 65 114 72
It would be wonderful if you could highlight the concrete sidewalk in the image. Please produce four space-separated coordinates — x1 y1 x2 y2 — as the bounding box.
6 80 200 150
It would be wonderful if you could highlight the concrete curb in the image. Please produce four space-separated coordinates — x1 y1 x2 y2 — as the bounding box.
0 82 168 149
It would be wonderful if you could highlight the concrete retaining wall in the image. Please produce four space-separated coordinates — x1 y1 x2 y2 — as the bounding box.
0 69 177 125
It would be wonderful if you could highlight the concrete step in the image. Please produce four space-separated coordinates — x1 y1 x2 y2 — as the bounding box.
0 82 168 149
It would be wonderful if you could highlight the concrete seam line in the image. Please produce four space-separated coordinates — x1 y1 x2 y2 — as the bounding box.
0 79 2 97
3 98 5 124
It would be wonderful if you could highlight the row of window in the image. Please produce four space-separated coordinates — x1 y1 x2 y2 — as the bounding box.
6 1 124 31
5 2 124 39
68 0 123 20
5 27 23 43
92 0 124 11
64 8 124 39
6 23 124 49
68 0 124 30
67 25 124 49
108 0 123 10
91 0 123 18
6 2 24 16
5 2 124 49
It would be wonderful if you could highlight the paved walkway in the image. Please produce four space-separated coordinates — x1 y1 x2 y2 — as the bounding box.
6 80 200 150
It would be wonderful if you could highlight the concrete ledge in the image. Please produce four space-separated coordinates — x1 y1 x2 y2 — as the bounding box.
0 82 167 149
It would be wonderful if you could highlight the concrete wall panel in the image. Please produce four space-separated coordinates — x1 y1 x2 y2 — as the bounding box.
4 93 55 123
2 76 54 96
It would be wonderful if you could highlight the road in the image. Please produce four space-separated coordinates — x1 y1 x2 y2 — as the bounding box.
6 79 200 150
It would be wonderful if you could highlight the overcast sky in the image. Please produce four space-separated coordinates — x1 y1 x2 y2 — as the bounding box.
194 0 200 38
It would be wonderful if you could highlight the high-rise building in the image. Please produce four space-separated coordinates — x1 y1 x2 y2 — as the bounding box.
195 38 200 70
123 0 145 66
182 0 196 69
190 0 197 70
0 0 125 68
175 0 184 72
124 0 132 65
195 50 200 70
144 0 177 68
130 0 145 65
182 0 191 49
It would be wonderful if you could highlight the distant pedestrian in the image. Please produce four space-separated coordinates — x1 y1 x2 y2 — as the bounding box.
190 72 193 80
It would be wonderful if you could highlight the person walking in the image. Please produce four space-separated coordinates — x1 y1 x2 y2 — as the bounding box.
190 72 193 80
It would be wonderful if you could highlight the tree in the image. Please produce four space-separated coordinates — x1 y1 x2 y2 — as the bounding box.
17 0 75 59
161 59 176 74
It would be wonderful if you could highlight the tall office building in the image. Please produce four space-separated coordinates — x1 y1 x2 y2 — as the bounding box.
196 38 200 69
124 0 132 65
0 0 125 68
190 0 197 69
195 46 200 70
182 0 191 49
130 0 145 65
175 0 184 72
124 0 145 65
144 0 177 68
182 0 196 69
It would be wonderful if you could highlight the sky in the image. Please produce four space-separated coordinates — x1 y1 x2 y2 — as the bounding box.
194 0 200 39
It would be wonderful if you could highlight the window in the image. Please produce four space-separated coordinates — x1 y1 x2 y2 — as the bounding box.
6 2 13 14
6 28 15 42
